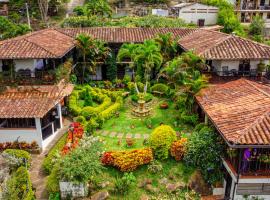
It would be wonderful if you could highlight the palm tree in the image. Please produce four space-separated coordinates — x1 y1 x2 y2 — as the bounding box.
134 40 163 87
117 43 139 80
86 0 112 18
75 34 92 83
154 33 178 63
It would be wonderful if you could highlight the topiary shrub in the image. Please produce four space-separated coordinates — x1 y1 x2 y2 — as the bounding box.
68 91 82 116
149 125 177 160
170 138 188 161
151 83 169 95
4 166 34 200
2 149 31 170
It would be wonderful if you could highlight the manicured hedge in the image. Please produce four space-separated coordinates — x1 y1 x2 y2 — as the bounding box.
2 149 31 169
150 83 169 95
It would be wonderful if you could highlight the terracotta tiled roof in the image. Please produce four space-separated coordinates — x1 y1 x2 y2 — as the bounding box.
0 29 75 59
180 29 270 60
56 27 197 43
0 81 73 118
196 79 270 145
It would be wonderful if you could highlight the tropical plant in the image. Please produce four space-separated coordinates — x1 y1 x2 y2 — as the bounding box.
117 43 139 79
249 15 265 36
149 125 177 160
75 34 92 83
154 33 179 62
85 0 112 18
135 39 163 82
114 173 136 195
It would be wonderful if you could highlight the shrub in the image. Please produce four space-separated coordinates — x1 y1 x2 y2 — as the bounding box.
4 166 34 200
46 164 61 194
180 111 198 125
2 149 31 170
68 91 82 116
123 75 131 85
114 172 136 195
127 82 136 94
42 133 68 174
101 148 153 172
81 96 111 118
59 136 104 183
170 138 188 161
149 125 177 160
184 125 224 185
83 87 93 106
147 160 163 174
151 83 169 95
100 97 123 120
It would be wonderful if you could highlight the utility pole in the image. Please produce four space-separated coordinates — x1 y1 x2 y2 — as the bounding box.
25 3 31 30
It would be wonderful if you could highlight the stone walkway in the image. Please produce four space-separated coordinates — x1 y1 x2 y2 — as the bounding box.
30 120 71 200
97 130 149 139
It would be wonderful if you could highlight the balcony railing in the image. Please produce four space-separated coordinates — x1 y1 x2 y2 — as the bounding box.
225 148 270 177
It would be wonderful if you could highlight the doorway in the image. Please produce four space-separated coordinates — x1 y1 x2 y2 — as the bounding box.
198 19 205 27
224 172 233 200
238 60 250 75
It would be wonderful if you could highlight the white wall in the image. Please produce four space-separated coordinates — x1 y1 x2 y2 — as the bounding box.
0 59 39 72
178 3 218 25
0 128 43 148
211 59 269 75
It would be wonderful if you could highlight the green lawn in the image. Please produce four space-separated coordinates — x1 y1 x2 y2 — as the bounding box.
101 97 192 135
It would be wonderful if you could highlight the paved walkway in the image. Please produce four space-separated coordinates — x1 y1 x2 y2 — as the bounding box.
30 120 71 200
96 130 150 139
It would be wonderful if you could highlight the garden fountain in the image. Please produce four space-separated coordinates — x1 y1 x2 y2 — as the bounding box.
132 93 151 117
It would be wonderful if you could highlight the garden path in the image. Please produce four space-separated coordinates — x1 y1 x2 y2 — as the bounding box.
30 119 71 200
96 130 149 139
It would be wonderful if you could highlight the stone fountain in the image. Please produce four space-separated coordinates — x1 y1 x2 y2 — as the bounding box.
132 95 151 117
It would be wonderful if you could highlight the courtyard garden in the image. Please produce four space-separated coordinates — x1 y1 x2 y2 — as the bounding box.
38 32 225 200
0 33 225 200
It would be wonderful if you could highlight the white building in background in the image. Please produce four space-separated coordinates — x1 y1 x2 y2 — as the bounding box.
172 3 219 26
152 9 169 17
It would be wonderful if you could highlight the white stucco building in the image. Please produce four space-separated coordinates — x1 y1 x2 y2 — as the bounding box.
172 3 219 26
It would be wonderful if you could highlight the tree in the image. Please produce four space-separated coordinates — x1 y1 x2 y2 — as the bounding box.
154 33 179 63
86 0 112 18
38 0 49 25
0 16 30 40
117 43 139 80
134 39 163 84
76 34 93 83
249 15 265 36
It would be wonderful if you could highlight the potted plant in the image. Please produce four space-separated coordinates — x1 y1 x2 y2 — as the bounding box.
257 61 266 77
160 101 169 109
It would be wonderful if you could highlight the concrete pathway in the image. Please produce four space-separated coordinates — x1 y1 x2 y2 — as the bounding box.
66 0 85 16
30 120 71 200
97 130 149 139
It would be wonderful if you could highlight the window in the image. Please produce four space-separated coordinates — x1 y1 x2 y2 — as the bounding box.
0 118 36 128
267 13 270 19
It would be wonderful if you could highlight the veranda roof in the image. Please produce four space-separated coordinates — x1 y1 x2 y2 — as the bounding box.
0 81 73 118
196 79 270 146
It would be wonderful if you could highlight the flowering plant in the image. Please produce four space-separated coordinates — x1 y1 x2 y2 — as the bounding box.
61 122 84 155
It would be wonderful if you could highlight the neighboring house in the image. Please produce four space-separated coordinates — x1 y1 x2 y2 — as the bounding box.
172 3 219 26
0 0 8 16
196 78 270 200
235 0 270 36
